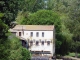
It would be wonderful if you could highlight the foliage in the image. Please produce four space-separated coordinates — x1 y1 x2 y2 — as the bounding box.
56 24 72 55
22 48 31 60
0 38 10 60
0 0 80 57
0 0 23 27
8 35 22 60
18 10 72 56
0 0 27 60
0 37 10 60
8 34 31 60
16 0 80 57
16 11 30 24
63 0 80 56
20 10 61 25
18 0 46 12
48 0 80 56
0 13 9 60
71 41 80 53
0 17 8 37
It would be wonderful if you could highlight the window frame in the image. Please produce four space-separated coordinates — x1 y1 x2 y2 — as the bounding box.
42 32 44 37
47 41 50 45
19 32 21 36
30 32 33 37
36 41 39 46
30 41 33 46
36 32 39 37
41 41 44 45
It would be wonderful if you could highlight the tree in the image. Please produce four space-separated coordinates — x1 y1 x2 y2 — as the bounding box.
0 13 9 60
18 10 72 56
16 0 47 24
22 48 31 60
0 0 26 27
8 34 31 60
49 0 80 56
47 0 70 12
8 35 22 60
56 23 72 56
64 0 80 57
70 41 80 57
18 0 46 12
0 0 30 60
22 10 61 25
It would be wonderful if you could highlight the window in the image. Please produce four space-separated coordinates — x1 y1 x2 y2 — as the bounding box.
36 41 39 45
41 41 44 45
47 41 50 45
42 32 44 37
30 41 33 46
36 32 39 37
19 32 21 36
30 32 33 37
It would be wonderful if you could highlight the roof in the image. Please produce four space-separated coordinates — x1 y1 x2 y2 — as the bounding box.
11 25 54 31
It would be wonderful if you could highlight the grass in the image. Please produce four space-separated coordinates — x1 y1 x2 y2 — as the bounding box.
65 52 80 58
68 53 75 57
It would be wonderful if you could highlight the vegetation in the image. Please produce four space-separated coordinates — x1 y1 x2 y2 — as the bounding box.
16 9 72 56
0 0 80 59
0 13 9 60
8 35 22 60
22 48 31 60
8 35 31 60
0 0 31 60
16 0 80 56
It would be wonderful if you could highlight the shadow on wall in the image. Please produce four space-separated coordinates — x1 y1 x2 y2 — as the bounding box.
21 40 29 49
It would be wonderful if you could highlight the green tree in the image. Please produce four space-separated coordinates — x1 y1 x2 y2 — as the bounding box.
18 0 44 12
8 35 22 60
18 10 72 56
8 34 31 60
56 22 72 56
24 10 61 25
47 0 70 12
49 0 80 56
71 41 80 57
22 48 31 60
0 0 24 26
64 0 80 57
0 13 9 60
0 0 31 60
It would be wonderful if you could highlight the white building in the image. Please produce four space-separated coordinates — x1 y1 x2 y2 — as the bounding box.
10 25 55 57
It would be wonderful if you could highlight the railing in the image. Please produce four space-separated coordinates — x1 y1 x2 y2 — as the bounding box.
31 57 75 60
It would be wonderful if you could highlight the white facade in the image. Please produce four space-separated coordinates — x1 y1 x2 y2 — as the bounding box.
23 31 53 40
10 25 55 57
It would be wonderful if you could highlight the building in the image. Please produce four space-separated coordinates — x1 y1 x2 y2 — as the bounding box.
10 25 55 57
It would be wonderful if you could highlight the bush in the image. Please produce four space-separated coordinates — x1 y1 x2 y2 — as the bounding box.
8 34 31 60
21 48 31 60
